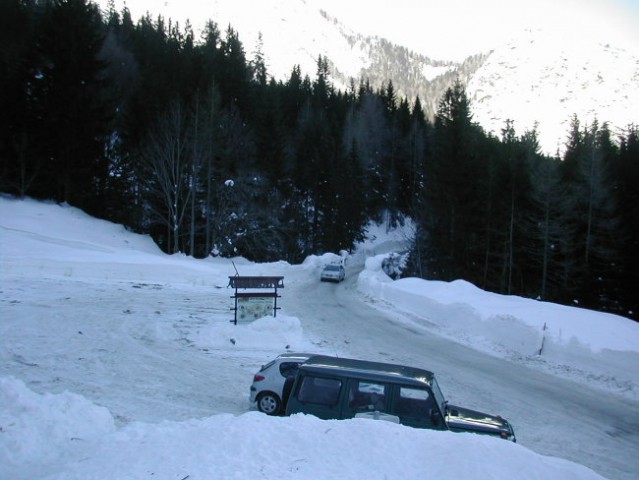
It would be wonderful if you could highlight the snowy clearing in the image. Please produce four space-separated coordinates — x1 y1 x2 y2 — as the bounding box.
1 195 639 479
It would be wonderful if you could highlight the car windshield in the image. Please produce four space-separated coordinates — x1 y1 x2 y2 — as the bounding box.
325 265 340 271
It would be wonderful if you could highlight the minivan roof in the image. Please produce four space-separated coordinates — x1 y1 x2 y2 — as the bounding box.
299 355 435 387
278 352 316 359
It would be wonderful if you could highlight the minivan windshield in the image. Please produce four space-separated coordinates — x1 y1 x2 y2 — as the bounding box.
431 377 447 413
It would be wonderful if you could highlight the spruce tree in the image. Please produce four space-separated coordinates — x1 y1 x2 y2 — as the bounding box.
615 126 639 318
423 80 485 281
0 0 37 196
21 0 112 212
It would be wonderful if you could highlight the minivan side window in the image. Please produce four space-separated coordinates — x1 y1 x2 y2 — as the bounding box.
297 375 342 406
392 386 432 417
348 380 387 412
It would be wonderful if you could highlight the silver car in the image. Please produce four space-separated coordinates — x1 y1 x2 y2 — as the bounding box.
249 353 315 415
320 264 345 282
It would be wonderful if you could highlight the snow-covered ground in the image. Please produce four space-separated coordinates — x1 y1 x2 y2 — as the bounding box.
2 195 639 479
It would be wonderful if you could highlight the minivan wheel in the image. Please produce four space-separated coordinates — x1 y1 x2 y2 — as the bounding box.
257 392 281 415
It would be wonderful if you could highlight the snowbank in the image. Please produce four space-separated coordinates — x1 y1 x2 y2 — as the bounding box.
0 377 115 477
0 378 605 480
358 253 639 398
190 314 313 352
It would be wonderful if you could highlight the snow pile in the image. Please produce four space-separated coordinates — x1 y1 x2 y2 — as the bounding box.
0 377 605 480
190 314 313 352
0 377 115 476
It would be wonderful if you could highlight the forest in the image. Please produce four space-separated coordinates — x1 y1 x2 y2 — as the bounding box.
1 0 638 320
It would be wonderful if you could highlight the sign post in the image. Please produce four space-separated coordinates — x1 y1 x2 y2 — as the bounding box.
228 276 284 325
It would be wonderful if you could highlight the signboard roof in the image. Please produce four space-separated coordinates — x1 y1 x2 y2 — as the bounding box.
228 276 284 289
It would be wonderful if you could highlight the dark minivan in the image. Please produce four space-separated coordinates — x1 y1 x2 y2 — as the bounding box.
285 355 516 441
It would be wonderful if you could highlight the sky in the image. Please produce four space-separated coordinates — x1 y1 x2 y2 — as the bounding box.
102 0 639 60
1 195 639 479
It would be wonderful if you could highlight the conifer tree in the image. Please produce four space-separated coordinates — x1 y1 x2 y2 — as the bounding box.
578 121 621 309
25 0 112 212
343 91 389 219
405 97 428 215
615 126 639 318
559 118 620 307
219 26 250 114
525 152 567 300
422 80 485 281
250 32 268 86
0 0 37 196
496 120 533 294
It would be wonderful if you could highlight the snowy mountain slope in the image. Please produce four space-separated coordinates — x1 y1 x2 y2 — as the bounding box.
467 29 639 154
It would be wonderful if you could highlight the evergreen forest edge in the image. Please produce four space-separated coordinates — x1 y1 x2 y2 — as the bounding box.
2 0 638 320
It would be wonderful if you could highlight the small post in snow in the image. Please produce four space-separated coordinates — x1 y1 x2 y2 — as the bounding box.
538 322 547 356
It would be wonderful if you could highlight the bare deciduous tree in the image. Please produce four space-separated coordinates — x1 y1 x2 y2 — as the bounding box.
140 101 192 254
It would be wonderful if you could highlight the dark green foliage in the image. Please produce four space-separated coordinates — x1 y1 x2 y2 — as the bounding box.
523 148 567 301
0 0 37 196
408 81 637 320
420 80 488 282
1 0 113 215
615 126 639 316
1 1 636 320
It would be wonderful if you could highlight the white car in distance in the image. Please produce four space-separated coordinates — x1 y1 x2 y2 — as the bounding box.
320 263 345 282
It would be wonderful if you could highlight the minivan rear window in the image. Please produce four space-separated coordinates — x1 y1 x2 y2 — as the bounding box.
279 362 301 378
297 375 342 406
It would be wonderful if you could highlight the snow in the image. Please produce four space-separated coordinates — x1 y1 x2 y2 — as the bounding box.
2 195 639 479
0 376 601 480
360 261 638 354
467 29 639 155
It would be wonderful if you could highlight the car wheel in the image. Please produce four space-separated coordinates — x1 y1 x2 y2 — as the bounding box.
257 392 281 415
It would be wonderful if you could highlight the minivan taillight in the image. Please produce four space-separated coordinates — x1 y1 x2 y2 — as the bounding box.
253 374 265 382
